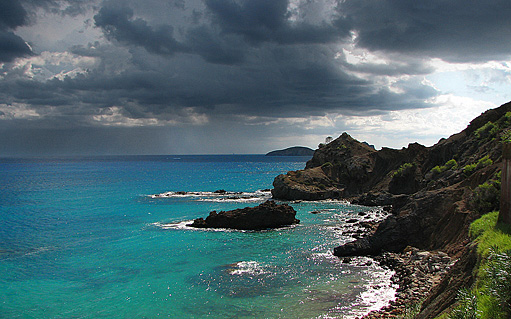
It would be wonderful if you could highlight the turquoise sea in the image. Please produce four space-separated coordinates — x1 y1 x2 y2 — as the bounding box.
0 155 395 318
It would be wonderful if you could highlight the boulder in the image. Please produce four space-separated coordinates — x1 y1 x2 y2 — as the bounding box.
188 200 299 230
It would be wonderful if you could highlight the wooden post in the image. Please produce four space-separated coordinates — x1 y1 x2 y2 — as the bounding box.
499 143 511 224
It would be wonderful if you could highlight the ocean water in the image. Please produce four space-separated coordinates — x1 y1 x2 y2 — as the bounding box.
0 155 395 318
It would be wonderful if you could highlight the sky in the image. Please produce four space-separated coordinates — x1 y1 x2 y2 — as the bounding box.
1 0 510 156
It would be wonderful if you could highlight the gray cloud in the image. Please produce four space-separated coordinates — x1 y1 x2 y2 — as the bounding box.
0 0 31 62
338 0 511 62
0 0 28 30
0 0 99 62
0 31 33 62
205 0 350 45
94 5 186 56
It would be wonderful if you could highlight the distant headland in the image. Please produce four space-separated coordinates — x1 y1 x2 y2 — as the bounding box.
265 146 315 156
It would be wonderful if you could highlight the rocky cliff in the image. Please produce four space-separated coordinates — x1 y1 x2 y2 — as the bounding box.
272 101 511 317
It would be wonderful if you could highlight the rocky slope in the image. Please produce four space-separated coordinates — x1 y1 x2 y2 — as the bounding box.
272 101 511 317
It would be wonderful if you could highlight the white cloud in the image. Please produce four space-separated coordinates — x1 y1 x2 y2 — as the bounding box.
9 51 97 80
338 94 496 148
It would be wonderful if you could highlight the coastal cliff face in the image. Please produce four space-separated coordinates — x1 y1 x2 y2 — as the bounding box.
272 101 511 317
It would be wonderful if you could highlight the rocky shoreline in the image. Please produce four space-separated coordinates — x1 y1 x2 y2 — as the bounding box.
359 248 453 318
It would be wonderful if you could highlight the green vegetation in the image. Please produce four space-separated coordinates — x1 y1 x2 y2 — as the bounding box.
463 156 494 176
469 211 511 258
393 162 415 178
430 159 458 176
474 112 511 142
448 212 511 318
470 178 501 214
449 289 479 319
501 129 511 143
338 144 347 150
321 162 333 168
475 121 499 140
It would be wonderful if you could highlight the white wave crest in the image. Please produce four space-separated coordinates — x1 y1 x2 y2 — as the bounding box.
227 261 268 276
149 189 272 202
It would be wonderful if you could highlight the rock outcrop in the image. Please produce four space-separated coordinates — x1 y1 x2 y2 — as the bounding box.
272 133 429 200
188 200 299 230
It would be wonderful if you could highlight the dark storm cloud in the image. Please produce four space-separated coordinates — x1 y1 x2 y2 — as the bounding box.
93 4 248 64
0 0 31 62
0 31 33 62
94 5 186 56
338 0 511 62
0 0 28 29
204 0 350 45
93 0 350 64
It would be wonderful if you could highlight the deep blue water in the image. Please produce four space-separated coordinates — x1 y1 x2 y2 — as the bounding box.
0 155 394 318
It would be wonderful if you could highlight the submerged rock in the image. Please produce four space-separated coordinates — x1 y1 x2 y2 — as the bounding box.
188 200 299 230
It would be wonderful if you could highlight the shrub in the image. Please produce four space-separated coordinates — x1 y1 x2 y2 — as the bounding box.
477 156 493 169
449 288 479 319
393 162 415 177
501 129 511 143
486 250 511 316
445 159 459 170
475 121 497 139
463 156 493 176
431 165 442 175
464 163 478 176
471 180 501 214
430 159 458 177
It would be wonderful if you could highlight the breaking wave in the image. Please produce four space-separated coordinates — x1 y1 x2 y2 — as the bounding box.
149 189 272 203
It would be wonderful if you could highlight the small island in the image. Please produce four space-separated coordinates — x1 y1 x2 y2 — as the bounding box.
265 146 315 156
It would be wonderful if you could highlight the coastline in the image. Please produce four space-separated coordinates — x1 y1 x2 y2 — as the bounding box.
359 248 453 318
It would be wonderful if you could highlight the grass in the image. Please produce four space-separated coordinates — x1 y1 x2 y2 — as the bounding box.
469 211 511 258
447 211 511 318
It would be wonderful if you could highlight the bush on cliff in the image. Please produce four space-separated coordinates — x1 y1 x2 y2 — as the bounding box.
463 156 493 177
470 179 501 214
429 158 458 178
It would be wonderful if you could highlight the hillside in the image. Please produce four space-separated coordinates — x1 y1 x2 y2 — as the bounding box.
272 101 511 317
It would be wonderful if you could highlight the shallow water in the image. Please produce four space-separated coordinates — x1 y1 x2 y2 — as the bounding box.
0 155 395 318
